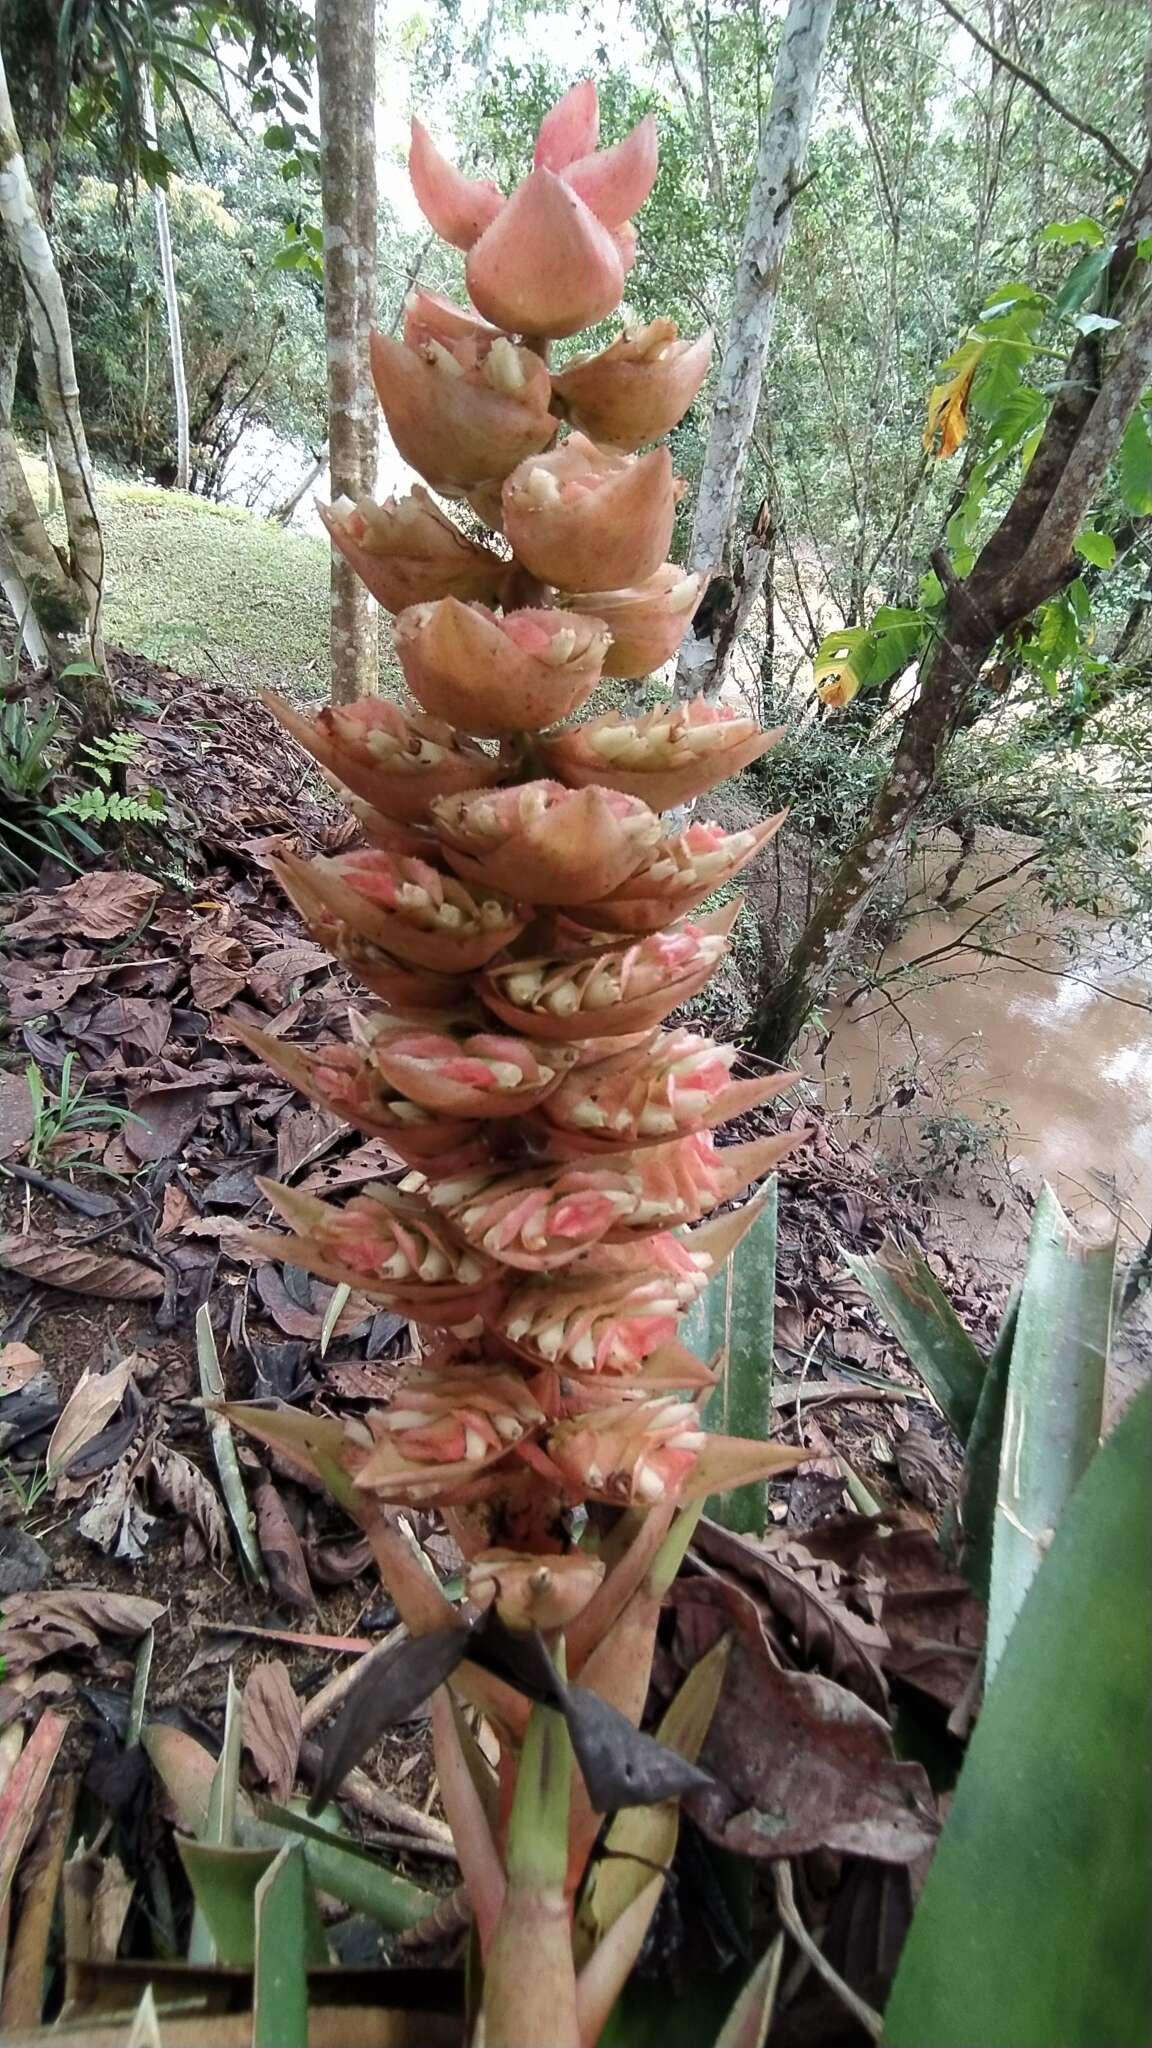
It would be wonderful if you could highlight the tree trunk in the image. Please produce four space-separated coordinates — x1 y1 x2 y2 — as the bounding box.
675 0 834 699
272 446 327 526
142 75 191 492
316 0 379 705
0 42 109 715
750 152 1152 1062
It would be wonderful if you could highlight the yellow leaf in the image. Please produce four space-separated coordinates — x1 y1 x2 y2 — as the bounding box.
923 340 985 459
815 664 861 709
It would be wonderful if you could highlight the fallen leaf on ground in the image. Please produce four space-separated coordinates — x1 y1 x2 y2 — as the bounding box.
765 1514 985 1712
246 943 330 1008
0 1237 164 1301
0 1371 61 1453
671 1575 937 1864
156 1184 191 1236
0 1590 163 1674
46 1359 135 1480
3 872 159 941
276 1106 343 1180
0 1073 36 1163
0 1344 43 1393
0 1525 51 1597
88 996 174 1059
692 1516 889 1715
151 1445 230 1569
0 1711 68 1911
76 1450 157 1561
190 958 248 1010
123 1083 215 1163
255 1482 314 1609
242 1659 302 1803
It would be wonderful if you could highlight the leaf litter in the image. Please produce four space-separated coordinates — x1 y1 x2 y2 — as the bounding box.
0 650 1014 2030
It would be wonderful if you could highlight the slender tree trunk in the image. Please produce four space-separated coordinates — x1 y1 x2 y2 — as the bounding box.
750 153 1152 1061
316 0 379 705
272 445 327 525
0 43 109 714
142 75 191 492
675 0 834 699
0 530 48 664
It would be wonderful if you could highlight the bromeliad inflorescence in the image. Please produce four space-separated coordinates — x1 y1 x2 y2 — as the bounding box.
230 79 806 2048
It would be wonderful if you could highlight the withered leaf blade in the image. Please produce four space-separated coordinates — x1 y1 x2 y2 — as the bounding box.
693 1515 889 1717
671 1576 937 1865
254 1483 314 1610
46 1359 134 1480
242 1659 302 1805
4 871 159 941
152 1446 230 1571
562 1684 715 1813
0 1236 163 1301
310 1623 471 1812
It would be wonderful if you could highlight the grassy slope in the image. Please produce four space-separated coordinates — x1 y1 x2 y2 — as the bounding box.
27 460 373 702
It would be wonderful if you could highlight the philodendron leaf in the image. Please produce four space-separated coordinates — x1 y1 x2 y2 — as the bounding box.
986 1185 1115 1680
843 1235 986 1440
884 1382 1152 2048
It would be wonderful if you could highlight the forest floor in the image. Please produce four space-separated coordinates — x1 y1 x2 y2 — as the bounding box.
0 642 1016 2036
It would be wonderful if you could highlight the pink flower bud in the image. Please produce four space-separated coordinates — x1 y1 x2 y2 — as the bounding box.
479 900 741 1042
431 780 661 904
365 1021 575 1119
503 434 680 592
369 326 555 496
533 81 599 170
273 846 527 974
263 689 504 824
553 320 710 450
408 118 503 250
559 565 702 678
546 1397 708 1506
246 1180 506 1324
318 485 508 615
607 1128 806 1236
540 1027 800 1153
562 114 658 228
498 1263 703 1376
229 1019 483 1170
568 811 788 934
393 599 611 737
358 1365 546 1501
541 696 786 810
423 1159 646 1270
466 168 626 339
547 1397 803 1506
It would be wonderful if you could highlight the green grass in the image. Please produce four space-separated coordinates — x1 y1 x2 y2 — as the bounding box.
26 458 397 703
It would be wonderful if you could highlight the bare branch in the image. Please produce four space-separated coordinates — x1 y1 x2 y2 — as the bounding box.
935 0 1138 179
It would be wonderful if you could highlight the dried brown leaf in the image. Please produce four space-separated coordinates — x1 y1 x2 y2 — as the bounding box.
0 1236 163 1301
46 1359 134 1480
151 1445 230 1569
3 872 159 942
0 1073 36 1163
275 1106 343 1181
693 1517 889 1715
190 959 248 1010
0 1589 163 1674
242 1659 302 1803
123 1082 214 1163
672 1575 937 1865
254 1482 314 1609
0 1344 43 1393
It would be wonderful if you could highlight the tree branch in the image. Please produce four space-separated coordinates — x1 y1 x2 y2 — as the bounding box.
935 0 1138 179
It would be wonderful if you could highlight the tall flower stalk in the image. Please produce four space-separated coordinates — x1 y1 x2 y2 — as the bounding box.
234 83 803 2046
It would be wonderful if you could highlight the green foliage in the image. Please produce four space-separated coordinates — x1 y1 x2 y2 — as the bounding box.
24 1054 139 1174
48 145 326 494
51 728 170 830
0 699 103 887
885 1381 1151 2048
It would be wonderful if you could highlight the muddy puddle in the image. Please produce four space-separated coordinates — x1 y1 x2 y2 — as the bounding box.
810 833 1152 1269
